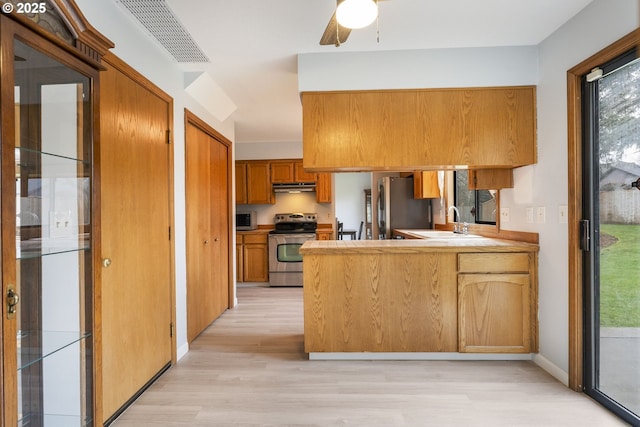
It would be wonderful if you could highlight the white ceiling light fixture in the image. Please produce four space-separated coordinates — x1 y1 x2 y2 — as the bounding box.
336 0 378 29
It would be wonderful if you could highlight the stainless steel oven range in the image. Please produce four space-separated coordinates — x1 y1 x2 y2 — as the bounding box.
268 213 317 287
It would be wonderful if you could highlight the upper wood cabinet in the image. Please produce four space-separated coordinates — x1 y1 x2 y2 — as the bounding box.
294 161 317 182
236 161 273 204
270 161 295 183
235 162 248 204
316 172 332 203
236 159 332 204
271 160 317 183
302 86 536 171
468 169 514 190
413 171 441 199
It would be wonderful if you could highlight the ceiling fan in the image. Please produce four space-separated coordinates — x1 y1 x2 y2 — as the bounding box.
319 0 388 47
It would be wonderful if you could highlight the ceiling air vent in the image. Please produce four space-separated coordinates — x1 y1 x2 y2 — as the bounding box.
117 0 209 63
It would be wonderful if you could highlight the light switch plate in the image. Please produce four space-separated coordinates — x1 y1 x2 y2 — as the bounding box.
536 206 546 223
500 207 510 222
525 207 534 223
559 205 568 224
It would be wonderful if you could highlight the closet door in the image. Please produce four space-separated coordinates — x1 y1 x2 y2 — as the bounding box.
186 111 231 343
99 54 174 423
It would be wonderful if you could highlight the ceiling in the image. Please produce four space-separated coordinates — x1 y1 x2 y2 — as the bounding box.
119 0 595 144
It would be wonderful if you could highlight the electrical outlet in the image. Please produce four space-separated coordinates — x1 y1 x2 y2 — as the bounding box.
500 207 510 222
559 205 568 224
525 207 534 223
536 206 546 224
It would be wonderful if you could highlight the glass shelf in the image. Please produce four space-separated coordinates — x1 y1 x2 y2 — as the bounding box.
17 146 90 167
18 414 93 427
17 330 91 371
17 234 90 260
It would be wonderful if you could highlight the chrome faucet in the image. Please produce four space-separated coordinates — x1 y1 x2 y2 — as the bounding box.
448 206 460 233
448 205 468 234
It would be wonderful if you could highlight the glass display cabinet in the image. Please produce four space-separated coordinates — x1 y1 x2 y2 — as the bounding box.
1 1 112 425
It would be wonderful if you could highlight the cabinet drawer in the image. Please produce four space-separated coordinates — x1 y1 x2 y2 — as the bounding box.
458 253 529 273
243 233 268 244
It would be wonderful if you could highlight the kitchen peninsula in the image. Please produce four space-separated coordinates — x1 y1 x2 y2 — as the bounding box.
300 233 538 360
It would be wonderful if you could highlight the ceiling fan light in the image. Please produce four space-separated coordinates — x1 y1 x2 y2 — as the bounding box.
336 0 378 30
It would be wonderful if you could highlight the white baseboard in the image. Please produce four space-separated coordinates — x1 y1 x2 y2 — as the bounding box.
533 353 569 386
309 352 535 361
177 342 189 361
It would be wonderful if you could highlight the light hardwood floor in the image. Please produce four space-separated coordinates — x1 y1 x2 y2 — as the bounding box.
112 285 627 426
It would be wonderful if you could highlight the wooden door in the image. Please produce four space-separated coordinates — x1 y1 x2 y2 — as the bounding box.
99 54 174 423
186 111 231 343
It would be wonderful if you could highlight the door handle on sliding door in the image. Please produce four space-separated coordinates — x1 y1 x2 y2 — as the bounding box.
580 219 591 252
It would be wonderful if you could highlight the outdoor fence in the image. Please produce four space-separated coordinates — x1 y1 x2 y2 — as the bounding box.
600 189 640 224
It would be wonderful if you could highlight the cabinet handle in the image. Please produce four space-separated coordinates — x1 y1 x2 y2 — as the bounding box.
102 258 112 268
214 237 219 242
204 239 209 244
6 285 19 319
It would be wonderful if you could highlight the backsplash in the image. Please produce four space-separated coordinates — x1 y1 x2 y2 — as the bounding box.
239 192 333 225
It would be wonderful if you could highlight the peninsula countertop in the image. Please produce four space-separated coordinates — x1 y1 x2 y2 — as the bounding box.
300 231 539 254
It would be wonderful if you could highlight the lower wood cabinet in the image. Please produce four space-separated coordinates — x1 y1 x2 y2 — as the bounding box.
457 253 536 353
316 229 333 240
236 232 269 282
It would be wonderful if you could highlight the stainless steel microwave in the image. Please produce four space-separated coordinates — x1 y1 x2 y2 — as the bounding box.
236 210 258 230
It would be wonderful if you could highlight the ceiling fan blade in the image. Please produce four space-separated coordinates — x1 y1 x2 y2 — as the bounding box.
319 11 351 46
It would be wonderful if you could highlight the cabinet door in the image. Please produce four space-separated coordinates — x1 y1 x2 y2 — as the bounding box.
295 161 317 182
243 244 269 282
246 161 273 204
270 161 294 183
316 172 332 203
316 231 333 240
458 273 531 353
235 162 248 204
3 34 98 426
302 87 536 170
413 171 441 199
236 242 244 282
468 169 513 190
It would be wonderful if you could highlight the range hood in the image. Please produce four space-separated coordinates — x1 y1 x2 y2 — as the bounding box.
272 182 316 193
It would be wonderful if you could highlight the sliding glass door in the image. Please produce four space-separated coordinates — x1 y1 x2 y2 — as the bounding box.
583 49 640 424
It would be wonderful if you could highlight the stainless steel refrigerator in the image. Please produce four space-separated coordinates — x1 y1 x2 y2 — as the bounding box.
378 176 432 239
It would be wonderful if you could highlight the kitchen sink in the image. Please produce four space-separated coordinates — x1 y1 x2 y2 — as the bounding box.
410 230 482 239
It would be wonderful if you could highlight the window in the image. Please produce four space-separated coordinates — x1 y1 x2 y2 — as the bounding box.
453 170 497 225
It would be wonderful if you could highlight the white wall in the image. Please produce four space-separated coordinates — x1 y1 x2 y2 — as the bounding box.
501 0 638 381
298 0 639 384
75 0 235 360
299 45 539 91
335 173 373 234
236 141 301 160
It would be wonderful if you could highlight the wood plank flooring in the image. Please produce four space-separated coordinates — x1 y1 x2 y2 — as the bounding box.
112 285 627 426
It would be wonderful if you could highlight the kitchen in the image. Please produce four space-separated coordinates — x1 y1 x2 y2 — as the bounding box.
1 0 637 425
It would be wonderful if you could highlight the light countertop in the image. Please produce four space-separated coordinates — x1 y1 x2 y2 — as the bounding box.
300 231 538 254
